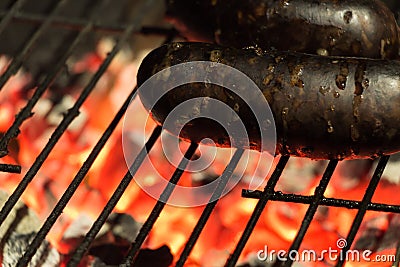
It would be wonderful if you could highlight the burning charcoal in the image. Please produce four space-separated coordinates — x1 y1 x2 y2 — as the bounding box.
333 159 374 189
240 253 309 267
355 214 400 253
45 95 88 132
63 213 162 267
89 258 108 267
278 158 326 193
0 190 40 245
238 252 276 267
61 213 141 253
336 160 373 180
371 152 400 184
378 214 400 251
354 227 385 252
97 213 142 243
60 214 95 251
132 245 173 267
88 245 173 267
2 232 60 266
88 243 130 265
314 206 330 222
354 215 390 251
0 190 60 266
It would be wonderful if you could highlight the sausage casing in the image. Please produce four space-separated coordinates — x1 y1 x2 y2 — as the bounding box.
166 0 400 59
137 42 400 159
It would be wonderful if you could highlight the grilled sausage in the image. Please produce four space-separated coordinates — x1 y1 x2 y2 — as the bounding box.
166 0 400 59
381 0 400 23
137 42 400 160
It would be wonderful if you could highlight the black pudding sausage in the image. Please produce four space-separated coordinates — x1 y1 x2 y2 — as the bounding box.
166 0 400 59
137 42 400 160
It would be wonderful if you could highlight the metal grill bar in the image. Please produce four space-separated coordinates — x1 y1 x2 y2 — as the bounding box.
15 85 138 266
0 0 28 34
336 155 390 267
117 142 199 266
66 125 163 266
0 0 152 227
242 190 400 213
175 148 245 267
0 10 128 33
0 13 93 157
225 155 290 267
0 10 178 36
0 163 21 174
394 241 400 266
0 0 67 92
284 160 338 267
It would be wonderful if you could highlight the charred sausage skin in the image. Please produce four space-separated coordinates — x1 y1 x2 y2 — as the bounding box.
138 42 400 160
166 0 400 59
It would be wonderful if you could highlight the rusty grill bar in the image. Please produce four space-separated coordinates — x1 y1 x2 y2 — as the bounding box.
0 9 179 37
0 1 400 267
0 163 21 174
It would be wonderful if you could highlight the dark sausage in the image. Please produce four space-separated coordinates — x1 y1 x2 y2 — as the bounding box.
381 0 400 24
137 42 400 160
166 0 400 59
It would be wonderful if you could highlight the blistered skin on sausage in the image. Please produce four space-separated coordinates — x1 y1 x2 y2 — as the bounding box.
137 42 400 160
166 0 400 59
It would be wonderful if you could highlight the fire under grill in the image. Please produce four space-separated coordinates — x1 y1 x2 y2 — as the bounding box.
1 0 400 266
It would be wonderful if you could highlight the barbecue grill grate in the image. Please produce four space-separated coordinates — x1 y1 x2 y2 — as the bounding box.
0 0 399 266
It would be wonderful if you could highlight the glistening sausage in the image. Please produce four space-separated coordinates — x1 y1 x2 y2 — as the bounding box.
166 0 400 59
137 42 400 160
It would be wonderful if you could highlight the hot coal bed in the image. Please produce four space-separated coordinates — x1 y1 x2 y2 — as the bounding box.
1 0 400 267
